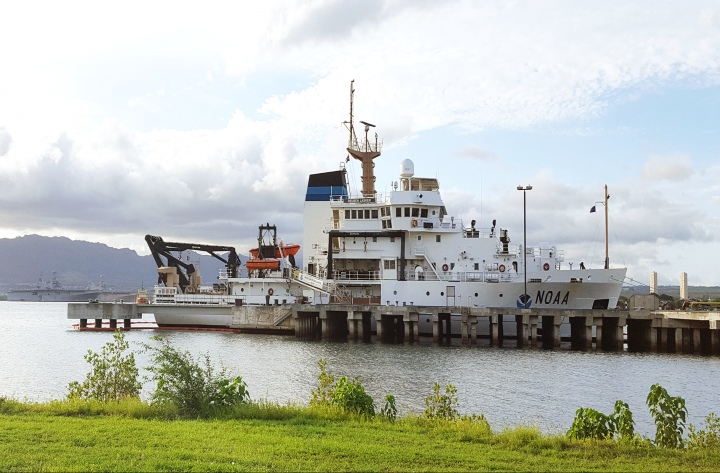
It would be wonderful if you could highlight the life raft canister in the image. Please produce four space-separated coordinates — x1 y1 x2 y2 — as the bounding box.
411 219 418 227
268 288 274 296
543 263 550 271
499 264 505 273
442 263 449 271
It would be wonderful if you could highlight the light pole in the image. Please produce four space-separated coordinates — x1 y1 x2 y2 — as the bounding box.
517 185 532 308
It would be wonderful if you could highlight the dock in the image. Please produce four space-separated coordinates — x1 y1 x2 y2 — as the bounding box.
68 302 720 355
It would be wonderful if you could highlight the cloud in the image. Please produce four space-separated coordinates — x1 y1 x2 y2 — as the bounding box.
641 154 693 181
0 127 11 156
457 145 497 160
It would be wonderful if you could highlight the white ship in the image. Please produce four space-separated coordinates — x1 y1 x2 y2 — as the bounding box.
8 272 103 302
147 81 626 330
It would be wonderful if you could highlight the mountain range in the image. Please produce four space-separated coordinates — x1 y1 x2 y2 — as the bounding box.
0 235 246 293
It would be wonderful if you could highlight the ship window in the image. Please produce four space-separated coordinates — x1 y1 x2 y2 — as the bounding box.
387 220 392 229
421 208 428 218
380 207 386 217
382 220 387 229
390 237 395 242
450 263 455 270
474 263 479 270
373 237 377 242
352 210 357 219
371 209 378 219
386 207 391 216
384 260 396 270
417 236 421 241
432 210 436 215
412 208 419 217
396 207 402 217
436 235 441 243
364 209 370 219
358 210 364 219
404 207 410 217
345 210 350 219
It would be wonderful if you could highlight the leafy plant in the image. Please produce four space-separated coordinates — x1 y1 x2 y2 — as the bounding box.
646 383 687 448
612 400 636 441
310 359 336 406
423 383 459 421
688 413 720 449
567 400 635 441
380 395 397 422
334 376 375 417
68 330 141 402
567 407 614 440
141 336 249 415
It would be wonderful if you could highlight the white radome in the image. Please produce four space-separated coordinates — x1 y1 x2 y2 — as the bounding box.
400 159 414 178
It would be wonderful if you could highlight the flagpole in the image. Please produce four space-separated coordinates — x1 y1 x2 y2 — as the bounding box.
604 184 609 270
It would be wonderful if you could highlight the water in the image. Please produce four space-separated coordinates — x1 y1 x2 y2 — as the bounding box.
1 301 719 435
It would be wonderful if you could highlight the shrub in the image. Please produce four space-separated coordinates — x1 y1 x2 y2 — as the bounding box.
67 330 141 402
567 400 635 441
423 383 459 421
646 383 687 449
334 376 375 417
310 359 336 406
380 394 397 422
612 400 636 441
567 407 614 440
688 413 720 449
141 336 249 415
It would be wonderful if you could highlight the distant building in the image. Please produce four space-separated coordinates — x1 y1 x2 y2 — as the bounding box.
650 271 657 294
680 272 689 299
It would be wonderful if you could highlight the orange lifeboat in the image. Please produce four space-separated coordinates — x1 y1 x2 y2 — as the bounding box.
249 243 300 259
245 258 280 271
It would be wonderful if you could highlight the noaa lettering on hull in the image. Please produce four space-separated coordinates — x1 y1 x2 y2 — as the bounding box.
144 81 626 327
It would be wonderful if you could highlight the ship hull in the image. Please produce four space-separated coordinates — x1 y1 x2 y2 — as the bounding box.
8 290 102 302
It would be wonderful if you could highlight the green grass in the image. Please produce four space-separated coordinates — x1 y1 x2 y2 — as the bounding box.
2 399 720 471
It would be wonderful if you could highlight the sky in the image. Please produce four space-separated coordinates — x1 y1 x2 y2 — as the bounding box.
0 0 719 286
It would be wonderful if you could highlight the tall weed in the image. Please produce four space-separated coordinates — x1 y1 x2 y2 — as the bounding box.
647 383 687 449
67 330 141 402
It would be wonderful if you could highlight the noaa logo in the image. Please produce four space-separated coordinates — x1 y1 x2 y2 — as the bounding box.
516 294 531 309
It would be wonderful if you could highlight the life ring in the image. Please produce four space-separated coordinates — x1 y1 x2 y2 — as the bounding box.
411 219 418 228
268 288 274 296
499 264 505 273
442 263 449 271
543 263 550 271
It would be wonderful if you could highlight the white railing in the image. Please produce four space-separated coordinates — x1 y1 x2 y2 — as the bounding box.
405 271 521 283
348 137 383 154
292 269 327 292
325 218 344 230
332 270 380 281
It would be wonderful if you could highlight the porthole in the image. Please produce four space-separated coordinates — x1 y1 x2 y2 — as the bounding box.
426 291 430 296
474 293 478 297
241 288 244 292
393 290 397 295
499 294 503 297
426 318 430 323
441 292 444 296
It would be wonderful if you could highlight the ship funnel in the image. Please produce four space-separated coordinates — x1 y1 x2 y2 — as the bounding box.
400 159 414 178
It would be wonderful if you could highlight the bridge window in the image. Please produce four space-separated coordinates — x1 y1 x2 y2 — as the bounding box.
345 210 350 219
358 210 364 219
371 209 378 219
352 210 357 219
421 208 428 218
412 208 419 217
396 207 402 217
364 209 370 219
404 207 410 217
380 208 386 217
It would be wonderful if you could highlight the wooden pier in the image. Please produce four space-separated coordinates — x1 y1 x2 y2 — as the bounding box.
68 302 720 354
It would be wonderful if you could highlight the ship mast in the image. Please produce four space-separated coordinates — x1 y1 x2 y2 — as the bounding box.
344 80 382 197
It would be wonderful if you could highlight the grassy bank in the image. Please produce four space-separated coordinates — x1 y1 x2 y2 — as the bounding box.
2 399 720 472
